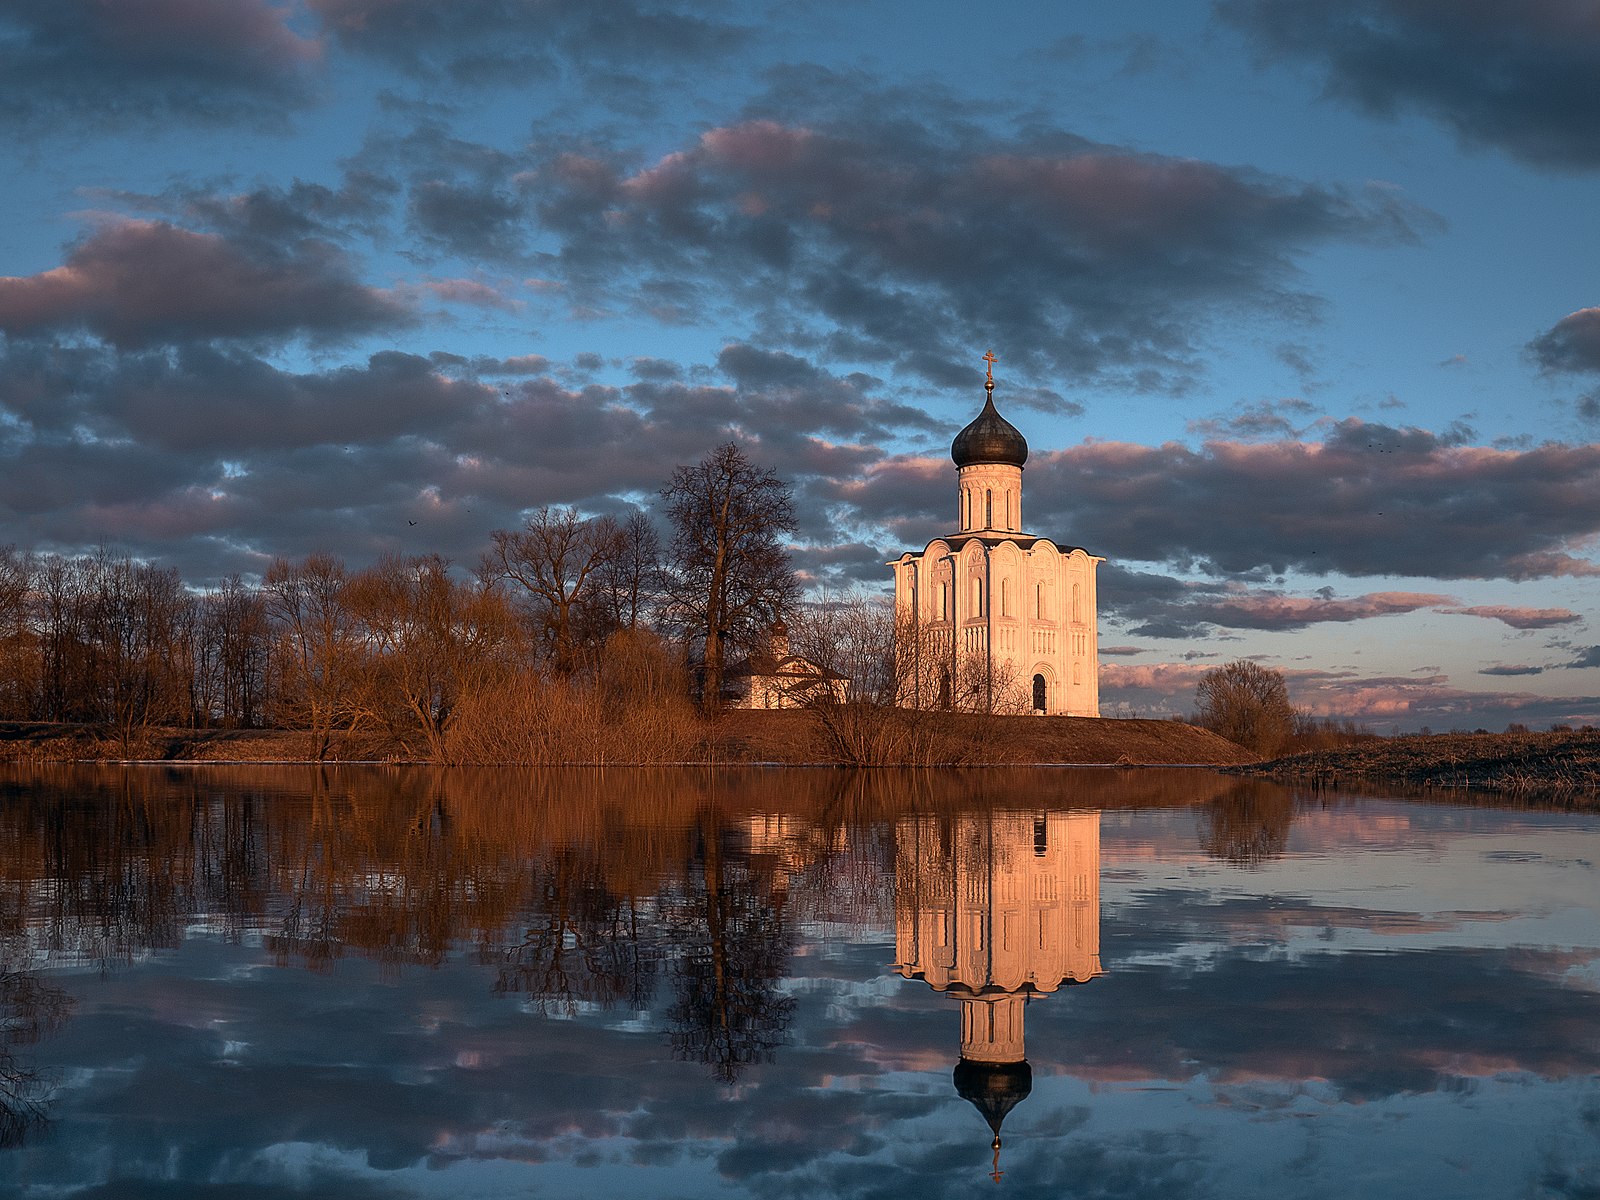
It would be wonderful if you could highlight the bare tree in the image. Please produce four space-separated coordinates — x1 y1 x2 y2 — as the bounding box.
0 547 35 719
660 443 799 714
592 510 663 633
345 554 521 760
1194 659 1295 756
263 553 362 760
486 507 622 676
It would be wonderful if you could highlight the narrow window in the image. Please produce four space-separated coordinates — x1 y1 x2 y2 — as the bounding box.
972 577 984 616
985 489 993 528
1073 662 1082 685
1000 577 1009 616
1036 582 1045 620
1005 490 1012 529
1032 673 1046 712
1073 582 1082 624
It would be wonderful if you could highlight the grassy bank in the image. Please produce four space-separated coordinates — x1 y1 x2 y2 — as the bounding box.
1234 729 1600 799
0 711 1256 767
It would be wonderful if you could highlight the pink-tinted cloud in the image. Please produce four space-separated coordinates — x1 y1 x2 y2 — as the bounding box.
525 105 1431 389
0 220 411 347
419 278 522 311
1437 605 1582 629
1012 421 1600 581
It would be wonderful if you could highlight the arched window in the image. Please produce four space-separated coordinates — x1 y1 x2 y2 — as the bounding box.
1073 583 1082 624
1005 491 1012 529
1032 673 1046 712
962 489 970 529
1000 577 1009 616
938 581 948 620
1036 582 1045 619
985 489 993 528
1073 662 1082 685
972 577 984 616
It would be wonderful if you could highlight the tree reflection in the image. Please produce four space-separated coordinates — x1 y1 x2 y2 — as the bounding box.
663 813 795 1083
1198 780 1297 865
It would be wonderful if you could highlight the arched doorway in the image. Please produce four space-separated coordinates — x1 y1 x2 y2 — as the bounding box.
1032 673 1047 713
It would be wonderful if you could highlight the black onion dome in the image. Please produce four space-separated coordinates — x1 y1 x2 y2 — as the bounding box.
951 387 1028 468
953 1058 1033 1137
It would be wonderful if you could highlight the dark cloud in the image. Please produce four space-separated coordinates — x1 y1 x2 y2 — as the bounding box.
521 81 1434 388
0 0 320 131
0 342 936 579
1218 0 1600 168
1121 581 1453 638
1017 420 1600 581
1529 308 1600 374
1565 646 1600 669
1480 664 1545 676
308 0 749 86
1439 605 1582 629
0 221 412 349
852 420 1600 584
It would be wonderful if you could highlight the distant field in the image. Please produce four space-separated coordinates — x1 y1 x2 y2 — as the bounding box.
1236 729 1600 798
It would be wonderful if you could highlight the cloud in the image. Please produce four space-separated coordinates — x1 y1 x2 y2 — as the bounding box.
0 0 321 131
1565 646 1600 669
0 220 412 348
1187 397 1318 441
418 278 523 311
853 419 1600 585
1016 420 1600 581
1529 308 1600 374
1438 605 1582 629
308 0 748 86
0 342 938 580
1480 664 1544 676
521 86 1434 388
1218 0 1600 169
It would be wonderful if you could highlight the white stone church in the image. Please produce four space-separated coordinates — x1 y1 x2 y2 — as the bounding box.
888 355 1102 715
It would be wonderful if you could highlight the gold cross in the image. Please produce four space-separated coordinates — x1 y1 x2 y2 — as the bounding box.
983 349 996 384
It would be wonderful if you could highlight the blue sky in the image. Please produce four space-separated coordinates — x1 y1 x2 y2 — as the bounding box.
2 0 1600 728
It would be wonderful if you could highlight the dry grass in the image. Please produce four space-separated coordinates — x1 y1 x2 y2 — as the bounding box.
711 708 1256 766
1234 729 1600 799
1 708 1256 767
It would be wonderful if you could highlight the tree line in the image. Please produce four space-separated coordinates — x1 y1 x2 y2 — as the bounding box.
0 443 800 757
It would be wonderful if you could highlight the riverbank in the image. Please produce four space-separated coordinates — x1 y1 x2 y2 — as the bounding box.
1233 729 1600 798
0 711 1256 767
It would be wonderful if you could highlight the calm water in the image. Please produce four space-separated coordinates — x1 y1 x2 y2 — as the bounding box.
0 765 1597 1199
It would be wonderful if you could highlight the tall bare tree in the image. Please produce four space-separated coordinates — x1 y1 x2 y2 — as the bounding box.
486 507 622 676
263 553 361 760
659 443 799 714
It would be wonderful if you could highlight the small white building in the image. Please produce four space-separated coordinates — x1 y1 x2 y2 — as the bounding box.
726 622 850 709
888 357 1102 715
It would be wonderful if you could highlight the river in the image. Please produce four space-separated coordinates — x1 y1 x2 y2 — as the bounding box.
0 764 1596 1198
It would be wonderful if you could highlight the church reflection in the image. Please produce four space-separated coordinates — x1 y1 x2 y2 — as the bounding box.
892 810 1102 1178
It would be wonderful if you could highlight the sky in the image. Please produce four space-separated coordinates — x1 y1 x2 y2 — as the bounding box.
2 0 1599 730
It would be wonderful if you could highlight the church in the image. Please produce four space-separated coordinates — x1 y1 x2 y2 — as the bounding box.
888 353 1102 716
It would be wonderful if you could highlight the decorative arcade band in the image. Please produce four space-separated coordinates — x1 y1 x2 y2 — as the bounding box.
891 809 1103 1181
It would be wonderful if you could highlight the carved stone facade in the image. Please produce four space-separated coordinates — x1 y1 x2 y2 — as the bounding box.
888 368 1102 716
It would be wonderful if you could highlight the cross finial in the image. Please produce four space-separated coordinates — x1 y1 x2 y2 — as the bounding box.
983 349 996 389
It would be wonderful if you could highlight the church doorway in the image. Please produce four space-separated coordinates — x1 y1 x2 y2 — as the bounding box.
1032 673 1047 713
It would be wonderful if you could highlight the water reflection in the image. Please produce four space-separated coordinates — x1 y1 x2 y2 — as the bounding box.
893 812 1101 1177
0 765 1595 1198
